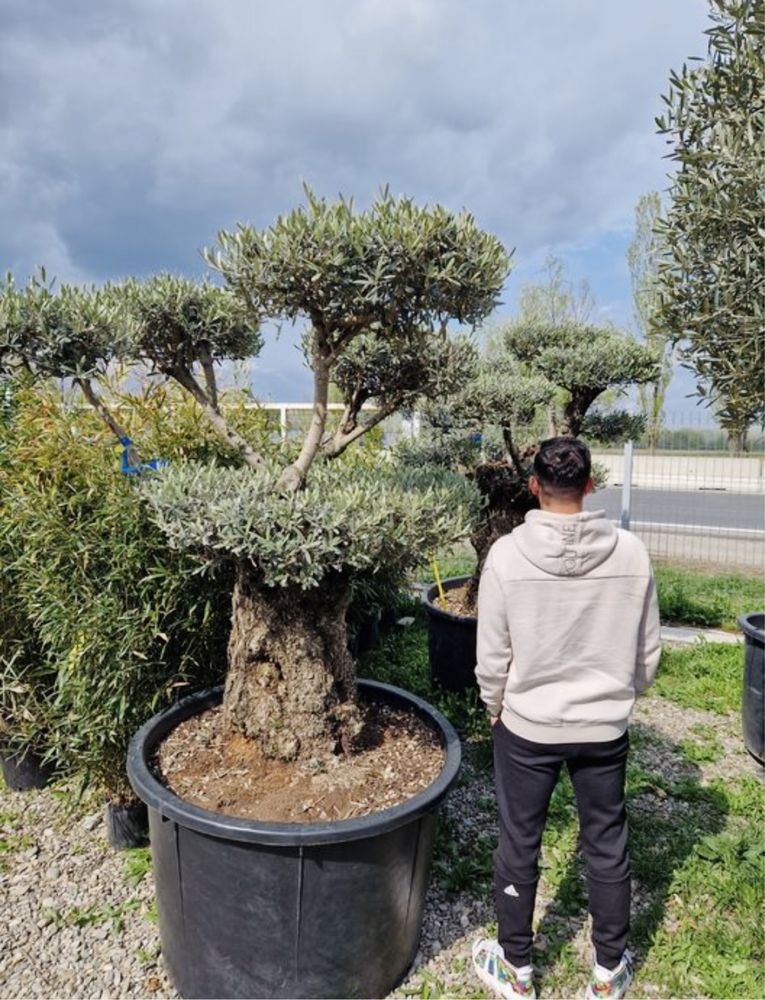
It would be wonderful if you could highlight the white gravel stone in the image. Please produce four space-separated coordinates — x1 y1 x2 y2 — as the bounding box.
2 693 757 999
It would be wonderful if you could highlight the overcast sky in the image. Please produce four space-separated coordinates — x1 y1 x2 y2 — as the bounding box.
1 0 713 414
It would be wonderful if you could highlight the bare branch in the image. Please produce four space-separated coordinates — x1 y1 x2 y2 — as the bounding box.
74 376 141 465
278 329 331 491
501 426 525 479
198 342 219 411
170 364 268 472
323 400 398 459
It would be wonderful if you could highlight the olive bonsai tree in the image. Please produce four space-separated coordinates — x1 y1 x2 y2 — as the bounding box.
3 191 509 763
410 319 660 609
132 192 506 760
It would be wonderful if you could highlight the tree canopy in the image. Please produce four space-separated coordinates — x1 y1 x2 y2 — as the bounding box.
656 0 764 447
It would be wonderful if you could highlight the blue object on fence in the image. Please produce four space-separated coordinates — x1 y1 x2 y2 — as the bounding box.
119 436 168 476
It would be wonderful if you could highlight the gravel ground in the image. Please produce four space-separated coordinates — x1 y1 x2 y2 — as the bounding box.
1 692 760 1000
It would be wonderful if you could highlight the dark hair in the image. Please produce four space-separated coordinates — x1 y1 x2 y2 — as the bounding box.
533 437 591 496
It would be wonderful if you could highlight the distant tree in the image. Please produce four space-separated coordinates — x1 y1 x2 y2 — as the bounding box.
517 254 595 326
656 0 764 452
626 193 675 449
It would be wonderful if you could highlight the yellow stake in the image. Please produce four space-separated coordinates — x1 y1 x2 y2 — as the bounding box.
431 557 446 605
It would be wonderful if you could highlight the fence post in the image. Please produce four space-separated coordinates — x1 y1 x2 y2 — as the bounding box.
620 440 634 530
279 406 287 442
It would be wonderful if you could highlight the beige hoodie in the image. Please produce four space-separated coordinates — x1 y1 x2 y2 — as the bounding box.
475 509 661 743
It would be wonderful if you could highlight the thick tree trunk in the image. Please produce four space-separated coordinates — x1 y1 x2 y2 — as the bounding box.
464 460 537 609
223 563 363 760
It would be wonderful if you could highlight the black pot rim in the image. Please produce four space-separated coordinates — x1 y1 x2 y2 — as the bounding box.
127 679 460 847
739 612 765 644
421 575 477 625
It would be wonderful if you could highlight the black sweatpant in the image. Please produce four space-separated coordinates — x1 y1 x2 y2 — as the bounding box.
493 720 630 970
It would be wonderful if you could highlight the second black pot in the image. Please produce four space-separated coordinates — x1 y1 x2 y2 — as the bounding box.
127 680 461 999
740 612 764 764
0 747 55 791
105 801 149 850
422 576 478 693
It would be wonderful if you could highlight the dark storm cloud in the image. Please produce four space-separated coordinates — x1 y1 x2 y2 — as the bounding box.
1 0 710 400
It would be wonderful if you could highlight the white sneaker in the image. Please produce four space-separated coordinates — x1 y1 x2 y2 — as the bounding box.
472 937 536 1000
584 949 634 999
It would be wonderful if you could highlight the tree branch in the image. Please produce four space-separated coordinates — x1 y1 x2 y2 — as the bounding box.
74 377 141 465
170 364 268 472
501 426 525 478
198 343 219 411
323 400 398 459
278 329 330 491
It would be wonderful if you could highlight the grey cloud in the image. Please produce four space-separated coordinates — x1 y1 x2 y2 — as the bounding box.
1 0 711 396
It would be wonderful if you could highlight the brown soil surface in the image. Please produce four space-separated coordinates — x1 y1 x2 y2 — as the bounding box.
156 698 444 824
435 582 477 619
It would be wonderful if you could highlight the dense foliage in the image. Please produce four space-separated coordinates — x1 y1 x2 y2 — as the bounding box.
1 190 509 760
0 382 261 797
656 0 764 448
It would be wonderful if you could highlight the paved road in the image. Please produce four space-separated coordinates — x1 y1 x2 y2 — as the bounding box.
585 487 765 532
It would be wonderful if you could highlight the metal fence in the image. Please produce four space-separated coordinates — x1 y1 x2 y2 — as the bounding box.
264 403 764 572
645 411 765 453
588 444 765 573
257 403 410 445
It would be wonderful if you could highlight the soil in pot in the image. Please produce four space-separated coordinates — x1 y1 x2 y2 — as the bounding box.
434 580 476 619
155 697 444 824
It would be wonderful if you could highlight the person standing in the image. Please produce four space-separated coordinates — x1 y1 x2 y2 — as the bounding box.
471 437 661 1000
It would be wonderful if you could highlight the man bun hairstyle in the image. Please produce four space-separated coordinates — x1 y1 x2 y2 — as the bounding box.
533 437 591 496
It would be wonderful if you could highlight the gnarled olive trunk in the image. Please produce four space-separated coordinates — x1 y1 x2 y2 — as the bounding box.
223 563 363 761
464 460 537 609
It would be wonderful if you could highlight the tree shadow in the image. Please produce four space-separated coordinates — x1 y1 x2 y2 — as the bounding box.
532 721 729 994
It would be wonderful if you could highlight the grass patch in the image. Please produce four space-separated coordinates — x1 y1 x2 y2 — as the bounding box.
413 544 475 585
363 570 762 998
432 813 494 893
654 566 763 631
536 765 763 1000
655 643 742 714
678 723 725 765
42 898 142 933
122 846 152 886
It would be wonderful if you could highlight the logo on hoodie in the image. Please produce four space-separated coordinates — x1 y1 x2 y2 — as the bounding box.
560 521 580 576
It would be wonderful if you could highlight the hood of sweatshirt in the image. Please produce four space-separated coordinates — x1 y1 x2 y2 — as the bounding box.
513 508 618 577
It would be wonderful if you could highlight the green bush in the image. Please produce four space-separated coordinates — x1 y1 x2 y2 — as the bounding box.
0 380 271 799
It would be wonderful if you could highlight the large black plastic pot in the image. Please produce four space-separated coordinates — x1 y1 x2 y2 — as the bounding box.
1 747 55 791
127 679 461 1000
739 613 764 765
422 576 478 693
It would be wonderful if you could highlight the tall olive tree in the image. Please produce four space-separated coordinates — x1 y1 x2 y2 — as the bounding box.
656 0 764 451
2 191 508 761
137 191 508 759
627 192 675 449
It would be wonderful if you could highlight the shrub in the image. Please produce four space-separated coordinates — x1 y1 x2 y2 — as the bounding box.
0 381 270 799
